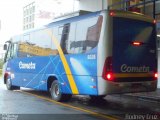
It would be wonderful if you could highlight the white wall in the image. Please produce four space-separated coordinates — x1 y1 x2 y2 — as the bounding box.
78 0 108 12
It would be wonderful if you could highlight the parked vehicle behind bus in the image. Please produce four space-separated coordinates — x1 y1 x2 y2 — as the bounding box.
3 10 157 102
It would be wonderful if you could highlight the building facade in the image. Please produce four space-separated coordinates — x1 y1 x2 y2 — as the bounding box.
23 2 35 30
23 0 76 31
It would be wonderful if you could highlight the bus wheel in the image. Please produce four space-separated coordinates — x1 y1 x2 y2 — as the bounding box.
50 80 72 102
6 76 20 90
6 76 14 90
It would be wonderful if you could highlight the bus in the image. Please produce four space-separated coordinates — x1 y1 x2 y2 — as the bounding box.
3 10 157 102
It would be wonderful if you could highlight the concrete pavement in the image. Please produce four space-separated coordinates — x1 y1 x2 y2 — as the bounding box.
0 79 106 120
123 50 160 102
123 89 160 102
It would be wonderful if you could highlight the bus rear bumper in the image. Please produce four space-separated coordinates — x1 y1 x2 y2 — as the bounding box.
97 77 157 95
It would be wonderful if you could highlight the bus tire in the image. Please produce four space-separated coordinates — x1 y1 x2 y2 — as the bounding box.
6 76 14 90
50 80 72 102
6 76 20 90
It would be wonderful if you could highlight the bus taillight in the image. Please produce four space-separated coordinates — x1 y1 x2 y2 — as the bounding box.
153 20 157 24
154 73 158 78
131 41 143 46
102 57 114 81
106 72 114 81
109 11 116 16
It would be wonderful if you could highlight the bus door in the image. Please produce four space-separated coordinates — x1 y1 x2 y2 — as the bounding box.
4 42 22 86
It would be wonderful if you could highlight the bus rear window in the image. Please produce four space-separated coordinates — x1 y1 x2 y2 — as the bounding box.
113 17 156 46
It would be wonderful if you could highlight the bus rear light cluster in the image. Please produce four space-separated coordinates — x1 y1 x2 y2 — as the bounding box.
102 56 114 81
154 73 158 78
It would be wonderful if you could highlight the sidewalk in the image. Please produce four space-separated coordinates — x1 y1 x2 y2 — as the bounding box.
124 88 160 102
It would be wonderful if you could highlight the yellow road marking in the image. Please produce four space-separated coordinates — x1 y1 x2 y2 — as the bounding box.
46 30 79 94
19 91 118 120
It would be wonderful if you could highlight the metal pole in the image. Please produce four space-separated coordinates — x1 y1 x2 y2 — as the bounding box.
143 0 146 14
102 0 103 10
153 0 156 19
124 0 128 11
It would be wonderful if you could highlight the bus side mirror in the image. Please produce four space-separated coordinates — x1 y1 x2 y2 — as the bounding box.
3 44 8 50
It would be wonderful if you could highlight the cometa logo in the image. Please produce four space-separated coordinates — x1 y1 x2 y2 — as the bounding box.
121 64 150 73
19 61 36 69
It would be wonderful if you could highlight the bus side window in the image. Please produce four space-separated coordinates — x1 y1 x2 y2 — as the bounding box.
4 43 12 62
58 22 76 54
11 43 18 58
86 16 103 49
60 23 70 54
73 16 103 54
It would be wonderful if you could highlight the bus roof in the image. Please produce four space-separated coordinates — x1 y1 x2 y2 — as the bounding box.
23 10 101 35
110 10 154 23
16 10 155 37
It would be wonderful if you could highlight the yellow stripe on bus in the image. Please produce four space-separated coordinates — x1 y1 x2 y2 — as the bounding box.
47 30 79 94
114 73 154 78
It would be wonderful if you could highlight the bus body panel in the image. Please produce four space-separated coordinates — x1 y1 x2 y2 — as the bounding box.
5 51 98 95
97 11 113 95
97 77 157 95
3 11 102 95
97 11 157 95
